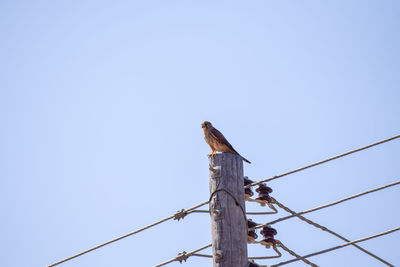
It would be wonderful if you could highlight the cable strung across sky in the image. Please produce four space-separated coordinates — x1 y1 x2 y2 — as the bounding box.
251 179 400 230
47 134 400 267
47 200 209 267
246 134 400 188
155 179 399 267
270 227 400 267
271 197 394 266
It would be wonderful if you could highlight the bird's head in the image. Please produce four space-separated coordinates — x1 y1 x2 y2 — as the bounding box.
201 121 212 128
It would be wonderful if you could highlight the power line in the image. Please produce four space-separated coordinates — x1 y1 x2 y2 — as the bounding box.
270 227 400 267
276 240 318 267
152 173 399 266
48 200 209 267
247 180 399 267
154 243 284 266
271 197 394 266
248 245 282 260
152 136 400 266
153 243 212 267
152 180 400 266
48 134 400 267
246 134 400 188
254 180 400 228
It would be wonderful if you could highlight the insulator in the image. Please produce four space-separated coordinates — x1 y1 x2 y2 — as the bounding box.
245 188 254 197
256 183 273 194
255 193 272 203
248 261 260 267
260 226 277 237
260 237 276 248
247 219 258 229
244 177 254 186
247 231 258 241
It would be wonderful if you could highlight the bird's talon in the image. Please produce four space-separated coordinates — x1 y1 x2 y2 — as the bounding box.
208 152 217 159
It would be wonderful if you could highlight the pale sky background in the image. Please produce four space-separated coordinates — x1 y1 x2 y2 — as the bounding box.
1 1 399 267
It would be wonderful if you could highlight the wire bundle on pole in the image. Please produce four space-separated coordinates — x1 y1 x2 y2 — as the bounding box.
46 134 400 267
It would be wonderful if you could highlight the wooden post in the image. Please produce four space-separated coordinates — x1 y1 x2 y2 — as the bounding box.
209 153 248 267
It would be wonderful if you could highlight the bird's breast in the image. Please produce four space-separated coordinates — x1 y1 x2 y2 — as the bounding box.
204 130 215 145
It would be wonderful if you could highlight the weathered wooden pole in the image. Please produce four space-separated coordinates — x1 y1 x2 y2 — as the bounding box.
209 152 248 267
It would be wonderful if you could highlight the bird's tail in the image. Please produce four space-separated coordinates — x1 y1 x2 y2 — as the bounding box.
229 149 251 164
241 156 251 164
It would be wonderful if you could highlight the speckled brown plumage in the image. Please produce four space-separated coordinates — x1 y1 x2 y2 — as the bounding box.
201 121 251 164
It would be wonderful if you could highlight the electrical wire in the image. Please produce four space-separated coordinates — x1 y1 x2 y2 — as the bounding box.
154 243 284 266
270 227 400 267
48 201 210 267
153 243 212 267
276 240 318 267
253 180 400 229
246 134 400 188
49 134 400 267
209 188 247 223
249 245 282 260
271 197 394 266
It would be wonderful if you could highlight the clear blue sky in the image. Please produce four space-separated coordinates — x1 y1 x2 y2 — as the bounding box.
1 1 399 267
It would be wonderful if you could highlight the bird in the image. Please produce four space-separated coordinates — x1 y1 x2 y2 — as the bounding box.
201 121 251 164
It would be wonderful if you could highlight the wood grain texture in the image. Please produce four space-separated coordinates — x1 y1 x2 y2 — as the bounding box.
209 153 248 267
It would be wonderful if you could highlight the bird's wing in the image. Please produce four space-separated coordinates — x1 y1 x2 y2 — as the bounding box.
210 127 238 154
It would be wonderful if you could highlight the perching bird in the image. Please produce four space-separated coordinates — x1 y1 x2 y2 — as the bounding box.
201 121 251 164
